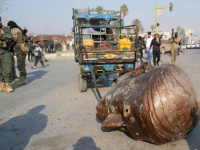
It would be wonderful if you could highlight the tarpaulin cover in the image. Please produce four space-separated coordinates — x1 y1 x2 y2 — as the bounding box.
74 14 120 19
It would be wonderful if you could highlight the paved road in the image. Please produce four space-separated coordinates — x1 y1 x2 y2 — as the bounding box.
0 49 199 150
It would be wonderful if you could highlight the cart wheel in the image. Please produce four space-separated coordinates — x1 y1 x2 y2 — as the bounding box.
119 73 124 77
75 57 78 62
112 78 118 87
78 73 87 92
75 53 78 62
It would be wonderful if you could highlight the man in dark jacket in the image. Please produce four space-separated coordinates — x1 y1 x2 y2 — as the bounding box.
150 34 161 67
27 38 33 61
48 37 54 53
43 38 49 54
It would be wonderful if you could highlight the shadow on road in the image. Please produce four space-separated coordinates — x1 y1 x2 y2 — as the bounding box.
73 136 100 150
185 121 200 150
44 64 50 68
12 70 48 90
0 105 47 150
27 70 48 83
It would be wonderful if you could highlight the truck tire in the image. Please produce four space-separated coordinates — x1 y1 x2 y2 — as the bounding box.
75 56 78 62
161 48 165 54
75 52 78 62
119 73 124 77
78 72 87 92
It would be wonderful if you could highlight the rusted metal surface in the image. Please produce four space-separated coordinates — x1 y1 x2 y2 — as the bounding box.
96 62 200 144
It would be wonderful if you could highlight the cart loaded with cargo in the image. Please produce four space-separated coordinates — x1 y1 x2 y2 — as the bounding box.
72 8 139 92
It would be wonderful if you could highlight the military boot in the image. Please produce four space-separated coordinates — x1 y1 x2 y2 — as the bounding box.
0 82 6 92
12 77 19 84
14 77 20 82
5 83 13 92
16 77 28 85
15 77 22 83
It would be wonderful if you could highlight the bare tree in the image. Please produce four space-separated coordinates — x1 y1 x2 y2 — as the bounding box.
56 35 68 51
30 35 74 51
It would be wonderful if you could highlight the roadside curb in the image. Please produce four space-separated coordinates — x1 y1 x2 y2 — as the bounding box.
44 52 74 59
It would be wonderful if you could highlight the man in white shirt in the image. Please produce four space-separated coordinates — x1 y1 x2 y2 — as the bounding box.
145 32 153 65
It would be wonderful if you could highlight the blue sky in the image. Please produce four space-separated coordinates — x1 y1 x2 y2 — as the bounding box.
1 0 200 35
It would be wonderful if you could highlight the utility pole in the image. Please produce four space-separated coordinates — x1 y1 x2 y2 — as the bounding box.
155 3 158 33
155 3 173 33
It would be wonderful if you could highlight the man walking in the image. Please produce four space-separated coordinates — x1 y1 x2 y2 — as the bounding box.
145 32 153 66
170 32 181 65
150 34 161 67
48 37 54 53
0 17 14 92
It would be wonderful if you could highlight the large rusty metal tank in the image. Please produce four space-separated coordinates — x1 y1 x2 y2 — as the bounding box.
96 63 200 144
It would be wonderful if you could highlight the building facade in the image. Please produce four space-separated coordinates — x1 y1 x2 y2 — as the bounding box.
185 29 195 44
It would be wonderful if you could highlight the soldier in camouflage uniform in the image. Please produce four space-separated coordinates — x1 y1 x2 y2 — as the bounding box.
169 32 181 65
7 21 29 85
134 36 143 64
0 17 14 92
27 38 34 61
10 47 18 81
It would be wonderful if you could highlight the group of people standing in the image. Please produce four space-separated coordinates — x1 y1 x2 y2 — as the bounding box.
0 17 29 93
135 31 182 67
0 16 53 93
42 37 55 54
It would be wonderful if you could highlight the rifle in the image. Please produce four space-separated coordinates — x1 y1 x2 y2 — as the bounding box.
159 33 163 40
172 28 174 41
0 34 14 46
155 34 163 44
0 34 12 40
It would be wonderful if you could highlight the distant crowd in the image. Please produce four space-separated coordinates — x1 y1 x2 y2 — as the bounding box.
134 32 183 67
27 37 55 62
